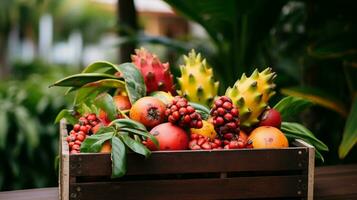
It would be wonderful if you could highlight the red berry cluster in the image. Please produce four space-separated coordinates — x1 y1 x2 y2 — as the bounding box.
66 113 100 154
189 134 222 150
210 96 240 140
165 96 203 129
189 134 253 150
222 137 251 149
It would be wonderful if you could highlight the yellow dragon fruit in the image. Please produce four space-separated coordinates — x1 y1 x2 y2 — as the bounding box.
225 68 276 128
177 50 219 107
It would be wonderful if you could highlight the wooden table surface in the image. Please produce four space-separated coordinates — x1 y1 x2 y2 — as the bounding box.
0 164 356 200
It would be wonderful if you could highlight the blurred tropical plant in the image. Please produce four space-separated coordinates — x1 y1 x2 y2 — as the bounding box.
160 0 357 162
0 61 73 190
269 0 357 160
163 0 287 89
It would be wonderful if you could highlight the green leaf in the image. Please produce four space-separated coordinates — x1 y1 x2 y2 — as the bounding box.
189 102 210 120
315 150 325 163
54 109 77 125
94 93 117 121
50 73 121 88
73 87 108 106
82 61 118 73
83 79 126 89
0 109 8 150
111 136 127 178
274 96 313 121
121 134 151 158
116 63 146 103
95 126 116 135
281 122 329 152
339 98 357 159
120 127 159 148
281 87 348 117
80 132 114 153
109 118 147 131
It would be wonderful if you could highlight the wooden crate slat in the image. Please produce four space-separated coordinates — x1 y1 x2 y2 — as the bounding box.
69 148 308 177
69 175 307 200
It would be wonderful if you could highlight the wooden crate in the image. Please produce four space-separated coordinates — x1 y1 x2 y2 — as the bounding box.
59 120 315 200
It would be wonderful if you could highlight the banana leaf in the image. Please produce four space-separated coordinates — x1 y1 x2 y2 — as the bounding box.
339 98 357 158
281 86 348 117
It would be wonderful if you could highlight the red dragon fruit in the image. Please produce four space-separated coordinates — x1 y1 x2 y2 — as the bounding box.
131 48 175 94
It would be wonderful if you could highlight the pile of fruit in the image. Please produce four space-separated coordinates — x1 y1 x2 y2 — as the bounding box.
53 48 328 178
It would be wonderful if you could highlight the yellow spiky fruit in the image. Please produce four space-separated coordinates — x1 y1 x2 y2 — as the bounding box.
177 50 219 107
225 68 276 128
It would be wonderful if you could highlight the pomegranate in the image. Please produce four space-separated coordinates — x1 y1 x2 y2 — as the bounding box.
129 97 166 128
145 123 189 151
259 108 282 128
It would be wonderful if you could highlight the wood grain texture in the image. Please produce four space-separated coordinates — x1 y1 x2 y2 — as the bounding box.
70 175 306 200
60 120 69 200
314 165 357 200
69 148 309 177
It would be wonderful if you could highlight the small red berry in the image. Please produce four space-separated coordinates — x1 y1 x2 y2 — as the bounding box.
77 131 85 136
196 120 203 128
183 115 191 123
214 139 222 146
217 107 226 115
186 106 195 114
77 134 85 141
223 133 234 140
229 141 239 149
215 117 224 125
87 114 96 121
172 111 180 120
189 139 197 148
73 124 80 131
170 105 178 112
222 102 232 110
72 144 80 150
80 126 88 133
68 142 74 148
215 99 223 107
224 113 233 121
197 138 206 146
202 142 212 150
231 108 239 117
211 143 218 148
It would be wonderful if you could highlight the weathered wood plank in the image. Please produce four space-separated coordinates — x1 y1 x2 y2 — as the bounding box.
69 148 308 177
70 175 306 200
60 119 69 200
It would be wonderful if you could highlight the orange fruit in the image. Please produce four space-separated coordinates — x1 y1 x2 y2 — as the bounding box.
100 141 112 153
190 120 217 140
248 126 288 148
